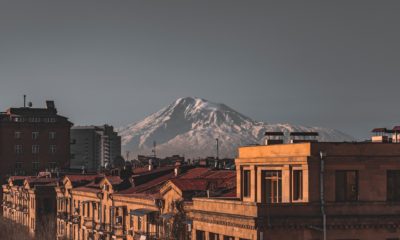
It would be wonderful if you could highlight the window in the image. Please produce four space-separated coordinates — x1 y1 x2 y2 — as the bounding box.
387 170 400 201
130 214 134 230
14 131 21 139
262 170 282 203
49 145 57 154
32 162 40 172
48 162 57 170
196 230 205 240
32 145 39 154
137 216 142 231
209 233 219 240
242 170 251 197
49 132 56 140
335 170 358 202
32 132 39 140
224 236 235 240
14 145 23 154
15 162 22 170
293 170 303 201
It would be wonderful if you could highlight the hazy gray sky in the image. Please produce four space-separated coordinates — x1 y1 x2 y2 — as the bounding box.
1 1 399 139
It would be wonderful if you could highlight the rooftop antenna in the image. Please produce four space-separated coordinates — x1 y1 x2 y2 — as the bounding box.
23 95 26 107
216 138 219 160
152 141 156 158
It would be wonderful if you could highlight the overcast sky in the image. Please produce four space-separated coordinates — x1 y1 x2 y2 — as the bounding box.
0 1 399 139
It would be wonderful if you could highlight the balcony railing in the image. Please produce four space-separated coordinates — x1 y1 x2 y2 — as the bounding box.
83 217 95 229
133 232 159 240
57 212 69 220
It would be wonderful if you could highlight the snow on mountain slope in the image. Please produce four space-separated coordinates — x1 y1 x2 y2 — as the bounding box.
119 97 355 159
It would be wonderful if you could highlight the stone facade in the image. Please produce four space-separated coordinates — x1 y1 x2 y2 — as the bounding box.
2 174 58 237
191 142 400 240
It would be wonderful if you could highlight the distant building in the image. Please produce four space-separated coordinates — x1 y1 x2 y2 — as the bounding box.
70 125 121 171
0 100 72 178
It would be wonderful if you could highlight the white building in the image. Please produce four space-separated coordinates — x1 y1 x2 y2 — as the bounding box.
70 125 121 171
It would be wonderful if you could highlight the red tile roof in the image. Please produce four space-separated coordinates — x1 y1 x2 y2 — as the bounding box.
65 174 102 187
105 176 123 185
117 172 176 195
170 179 209 191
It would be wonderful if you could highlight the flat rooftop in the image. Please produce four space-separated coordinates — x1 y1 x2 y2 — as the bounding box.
238 142 400 159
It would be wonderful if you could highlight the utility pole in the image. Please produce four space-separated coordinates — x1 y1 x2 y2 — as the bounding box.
320 151 327 240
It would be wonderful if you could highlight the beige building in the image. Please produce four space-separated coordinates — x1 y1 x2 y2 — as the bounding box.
54 165 235 240
2 174 58 237
191 142 400 240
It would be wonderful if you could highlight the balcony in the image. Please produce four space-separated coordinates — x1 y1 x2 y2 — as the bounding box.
95 223 111 234
83 217 94 229
112 224 125 237
71 215 81 224
57 212 69 220
133 232 158 240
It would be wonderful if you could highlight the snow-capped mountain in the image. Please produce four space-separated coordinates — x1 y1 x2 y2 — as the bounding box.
119 97 355 159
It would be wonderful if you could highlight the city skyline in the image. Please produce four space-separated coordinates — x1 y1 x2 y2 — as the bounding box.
1 1 400 139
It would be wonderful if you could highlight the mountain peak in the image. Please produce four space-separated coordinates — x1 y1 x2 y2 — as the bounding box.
119 98 355 159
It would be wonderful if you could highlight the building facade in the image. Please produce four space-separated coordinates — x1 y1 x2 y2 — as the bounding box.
0 100 72 178
54 165 235 240
2 174 58 237
71 125 121 172
4 141 400 240
190 142 400 240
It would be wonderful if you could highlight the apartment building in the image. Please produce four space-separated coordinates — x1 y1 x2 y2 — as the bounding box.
70 125 121 172
54 164 235 240
0 100 72 177
191 142 400 240
2 174 58 237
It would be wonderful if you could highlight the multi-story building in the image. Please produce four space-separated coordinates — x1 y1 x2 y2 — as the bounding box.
2 174 58 237
0 100 72 178
54 163 235 240
6 132 400 240
190 142 400 240
70 125 121 172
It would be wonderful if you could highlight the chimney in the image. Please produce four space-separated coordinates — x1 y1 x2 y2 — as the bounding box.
148 159 153 171
46 100 55 109
174 161 181 177
264 132 284 145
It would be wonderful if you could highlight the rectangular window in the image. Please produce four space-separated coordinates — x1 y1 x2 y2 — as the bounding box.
130 214 134 230
49 145 57 154
48 162 57 170
137 216 142 231
293 170 303 201
209 233 220 240
32 162 40 172
242 170 251 197
32 145 39 154
262 170 282 203
335 170 358 202
196 230 206 240
32 132 39 140
49 132 56 140
224 236 235 240
15 162 22 170
14 131 21 139
387 170 400 201
14 145 23 154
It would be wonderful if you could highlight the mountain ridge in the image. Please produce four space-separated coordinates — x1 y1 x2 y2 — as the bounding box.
119 97 355 159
